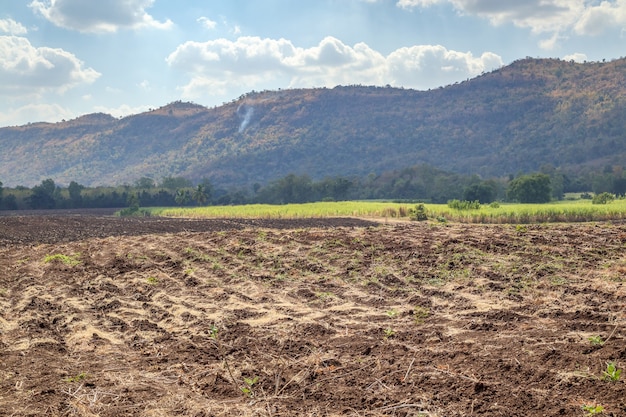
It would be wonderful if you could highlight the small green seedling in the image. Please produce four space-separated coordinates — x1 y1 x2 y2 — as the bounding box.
581 404 604 415
146 276 158 285
588 335 604 346
413 306 430 324
64 372 88 383
603 362 621 382
383 328 395 339
209 325 219 339
386 309 399 319
241 376 259 397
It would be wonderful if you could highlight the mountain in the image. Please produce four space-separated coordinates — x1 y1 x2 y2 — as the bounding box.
2 57 626 187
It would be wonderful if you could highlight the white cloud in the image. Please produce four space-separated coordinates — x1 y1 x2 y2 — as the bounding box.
197 16 217 30
166 36 502 99
0 35 100 94
397 0 626 37
399 0 583 33
138 80 151 91
93 103 153 118
166 37 297 76
398 0 442 7
563 52 588 62
29 0 173 33
387 45 502 87
575 1 626 36
538 32 565 50
0 103 75 126
0 18 28 35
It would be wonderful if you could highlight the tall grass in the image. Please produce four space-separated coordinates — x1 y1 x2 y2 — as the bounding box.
428 199 626 223
149 199 626 224
153 201 411 219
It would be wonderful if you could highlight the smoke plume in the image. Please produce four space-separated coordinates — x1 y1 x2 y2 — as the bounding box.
237 103 254 133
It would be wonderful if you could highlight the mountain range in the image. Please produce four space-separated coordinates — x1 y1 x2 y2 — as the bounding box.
1 57 625 188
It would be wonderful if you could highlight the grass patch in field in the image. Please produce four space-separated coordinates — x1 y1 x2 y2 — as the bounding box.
44 253 81 266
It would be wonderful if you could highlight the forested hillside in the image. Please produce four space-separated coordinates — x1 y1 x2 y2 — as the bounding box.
1 57 625 188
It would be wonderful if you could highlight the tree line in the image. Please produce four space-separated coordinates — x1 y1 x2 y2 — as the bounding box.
0 163 624 211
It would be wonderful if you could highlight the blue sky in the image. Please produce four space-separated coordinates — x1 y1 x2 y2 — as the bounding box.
1 0 625 126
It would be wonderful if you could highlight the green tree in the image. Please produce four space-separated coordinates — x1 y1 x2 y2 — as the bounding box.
592 173 613 194
127 192 140 210
2 194 17 210
463 181 497 203
41 178 56 195
278 174 313 203
256 174 314 204
540 164 565 200
317 177 353 201
68 181 84 208
198 178 214 202
174 189 192 206
507 173 552 203
28 179 57 209
192 184 209 205
612 178 626 196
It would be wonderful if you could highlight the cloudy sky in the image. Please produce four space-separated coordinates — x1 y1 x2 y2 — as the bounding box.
1 0 625 126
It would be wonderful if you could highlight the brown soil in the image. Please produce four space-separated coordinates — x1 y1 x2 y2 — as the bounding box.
0 213 625 416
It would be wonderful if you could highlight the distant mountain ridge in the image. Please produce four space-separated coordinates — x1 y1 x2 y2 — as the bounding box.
1 57 626 187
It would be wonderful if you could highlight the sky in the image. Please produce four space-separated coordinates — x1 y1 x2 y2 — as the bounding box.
1 0 625 127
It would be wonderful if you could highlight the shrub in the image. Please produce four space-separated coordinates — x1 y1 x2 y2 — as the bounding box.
592 192 615 205
409 204 428 221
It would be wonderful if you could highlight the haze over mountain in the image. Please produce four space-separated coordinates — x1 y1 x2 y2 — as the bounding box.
1 57 625 188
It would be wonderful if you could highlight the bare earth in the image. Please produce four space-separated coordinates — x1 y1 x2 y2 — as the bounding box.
0 213 625 416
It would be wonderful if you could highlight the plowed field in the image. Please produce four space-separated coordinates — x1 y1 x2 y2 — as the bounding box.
1 213 625 416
